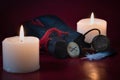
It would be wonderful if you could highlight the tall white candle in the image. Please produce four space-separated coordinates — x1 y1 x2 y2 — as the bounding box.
2 25 40 73
77 12 107 43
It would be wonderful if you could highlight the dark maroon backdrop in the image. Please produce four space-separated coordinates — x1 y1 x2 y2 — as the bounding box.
0 1 120 80
0 0 120 46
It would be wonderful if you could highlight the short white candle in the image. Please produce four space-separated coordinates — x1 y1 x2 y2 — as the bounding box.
2 25 40 73
77 12 107 43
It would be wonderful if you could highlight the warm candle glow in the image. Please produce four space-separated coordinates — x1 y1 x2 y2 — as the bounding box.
19 25 24 42
90 12 94 25
3 25 40 73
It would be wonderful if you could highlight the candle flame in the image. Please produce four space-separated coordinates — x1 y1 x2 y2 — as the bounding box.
90 12 94 25
19 25 24 42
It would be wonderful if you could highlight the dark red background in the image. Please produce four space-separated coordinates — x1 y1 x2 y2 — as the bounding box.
0 0 120 45
0 0 120 80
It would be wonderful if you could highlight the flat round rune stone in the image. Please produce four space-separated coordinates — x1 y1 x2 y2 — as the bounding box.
67 42 80 58
91 35 110 52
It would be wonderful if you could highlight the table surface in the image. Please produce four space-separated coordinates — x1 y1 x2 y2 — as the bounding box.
0 45 120 80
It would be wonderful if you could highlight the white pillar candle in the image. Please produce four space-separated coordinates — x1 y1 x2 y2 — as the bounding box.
2 25 40 73
77 12 107 43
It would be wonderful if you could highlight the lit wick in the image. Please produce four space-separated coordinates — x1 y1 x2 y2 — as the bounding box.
19 25 24 42
90 12 94 25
